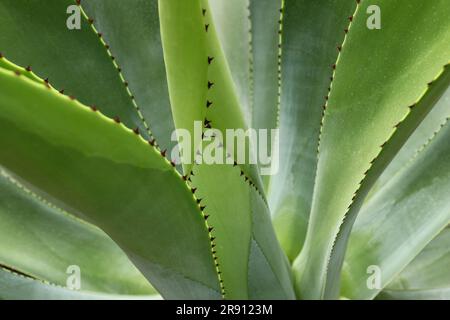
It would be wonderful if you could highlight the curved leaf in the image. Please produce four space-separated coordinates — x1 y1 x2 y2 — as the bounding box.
209 0 251 124
80 0 176 152
0 0 156 141
386 228 450 290
0 268 160 300
159 0 262 189
293 0 450 299
0 169 154 295
0 67 221 299
370 86 450 195
268 0 357 262
341 119 450 299
191 162 295 299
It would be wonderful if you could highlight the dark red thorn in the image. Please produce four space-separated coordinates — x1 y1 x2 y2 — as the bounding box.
26 66 32 72
215 263 219 267
111 56 115 61
208 227 214 232
148 139 155 146
44 78 49 83
105 45 110 49
59 89 65 94
330 76 334 81
332 64 336 70
233 161 237 167
409 104 416 109
133 127 139 135
325 96 329 100
356 0 361 4
161 149 167 157
191 188 197 194
117 68 122 72
217 271 221 274
428 81 433 86
90 105 97 112
124 82 129 87
196 198 202 204
207 56 214 64
240 171 244 176
69 96 75 100
182 175 187 181
204 214 210 220
88 18 94 24
202 8 206 16
14 70 21 76
200 205 206 211
205 24 210 32
0 52 3 58
207 81 214 89
98 33 103 38
190 171 195 176
206 100 213 108
170 161 176 167
211 237 216 241
344 29 349 34
114 116 121 123
76 0 81 5
337 46 342 51
245 177 249 182
212 244 216 248
348 16 353 22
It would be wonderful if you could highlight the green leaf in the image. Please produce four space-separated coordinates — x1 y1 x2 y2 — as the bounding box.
293 0 450 299
370 86 450 195
159 0 262 189
385 228 450 292
80 0 176 152
209 0 251 124
341 119 450 299
0 67 221 299
191 162 295 299
268 0 357 262
0 268 160 300
248 0 281 133
0 169 155 295
0 0 161 143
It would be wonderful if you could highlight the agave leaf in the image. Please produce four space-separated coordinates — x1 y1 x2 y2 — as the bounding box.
341 120 450 299
0 0 165 144
191 162 295 299
385 228 450 291
248 0 281 133
159 0 262 189
376 228 450 300
369 86 450 196
293 0 450 299
209 0 251 124
0 67 221 299
0 169 155 295
0 268 160 300
80 0 176 153
268 0 357 262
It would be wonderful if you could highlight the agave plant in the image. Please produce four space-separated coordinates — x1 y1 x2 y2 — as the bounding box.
0 0 449 300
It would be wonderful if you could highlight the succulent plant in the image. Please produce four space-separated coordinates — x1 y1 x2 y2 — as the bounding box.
0 0 449 300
